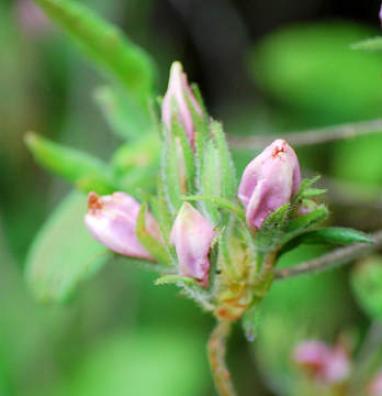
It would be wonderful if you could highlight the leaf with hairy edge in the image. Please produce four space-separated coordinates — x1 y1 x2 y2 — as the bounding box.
136 204 172 266
25 132 115 194
36 0 156 101
293 227 372 246
26 192 109 303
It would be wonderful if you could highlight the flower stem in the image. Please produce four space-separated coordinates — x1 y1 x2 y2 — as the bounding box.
208 320 237 396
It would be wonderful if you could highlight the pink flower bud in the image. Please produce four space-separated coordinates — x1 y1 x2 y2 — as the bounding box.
84 192 159 260
379 3 382 27
293 340 350 385
15 0 51 38
369 372 382 396
170 203 216 286
162 62 202 148
238 139 301 229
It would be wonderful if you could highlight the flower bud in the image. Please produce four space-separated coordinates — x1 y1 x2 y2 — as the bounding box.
238 139 301 229
162 61 202 148
170 203 216 286
380 3 382 27
368 372 382 396
293 340 350 385
84 192 159 260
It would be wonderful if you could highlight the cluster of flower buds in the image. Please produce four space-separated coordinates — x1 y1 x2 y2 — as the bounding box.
84 60 312 321
293 340 350 385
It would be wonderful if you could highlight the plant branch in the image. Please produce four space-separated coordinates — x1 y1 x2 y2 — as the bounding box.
229 118 382 149
208 320 237 396
274 230 382 280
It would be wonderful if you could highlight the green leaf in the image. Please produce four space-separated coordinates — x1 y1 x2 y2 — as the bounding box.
36 0 156 102
352 37 382 51
25 132 115 193
352 257 382 320
284 205 329 239
94 86 153 140
136 203 172 266
25 191 109 303
295 227 373 246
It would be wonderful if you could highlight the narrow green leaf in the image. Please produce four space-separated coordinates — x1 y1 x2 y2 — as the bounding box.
36 0 156 101
352 257 382 320
296 227 373 246
301 188 327 198
352 37 382 51
136 203 172 266
25 191 109 303
94 86 152 140
25 132 115 193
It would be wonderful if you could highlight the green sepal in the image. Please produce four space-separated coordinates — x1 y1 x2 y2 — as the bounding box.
351 37 382 51
160 131 183 213
293 176 323 202
25 132 115 194
155 274 197 286
171 118 196 193
301 188 327 198
182 195 244 219
255 204 292 254
150 185 174 242
35 0 156 102
351 257 382 320
210 121 237 200
136 203 172 266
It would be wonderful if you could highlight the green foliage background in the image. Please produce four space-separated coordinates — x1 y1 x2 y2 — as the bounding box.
1 0 382 395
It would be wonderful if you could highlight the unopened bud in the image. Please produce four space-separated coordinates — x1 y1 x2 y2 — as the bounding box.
162 62 202 148
293 340 350 385
170 203 215 286
85 192 159 260
238 139 301 229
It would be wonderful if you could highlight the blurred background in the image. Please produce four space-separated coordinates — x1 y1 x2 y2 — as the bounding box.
1 0 382 395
